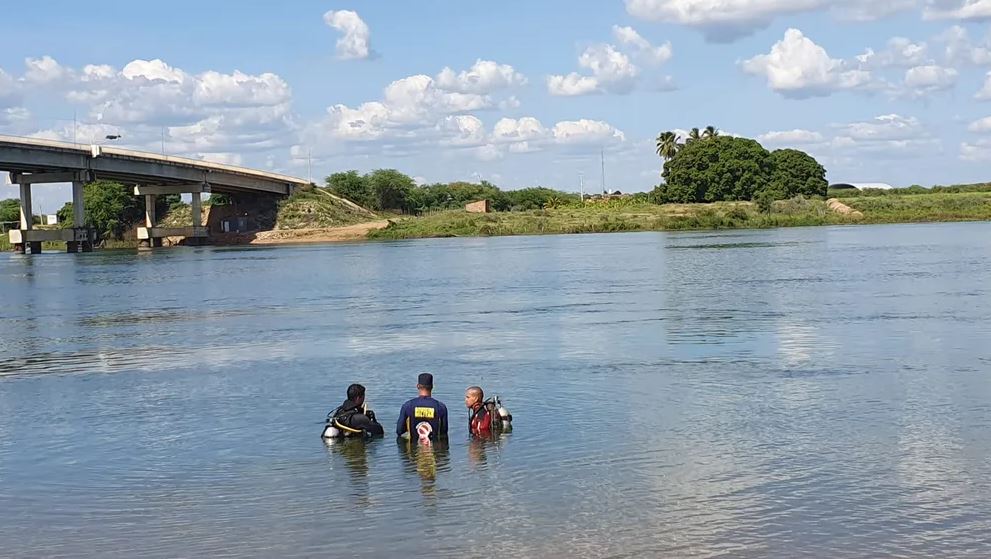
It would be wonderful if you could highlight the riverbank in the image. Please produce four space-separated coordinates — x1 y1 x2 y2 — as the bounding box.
367 192 991 240
5 191 989 251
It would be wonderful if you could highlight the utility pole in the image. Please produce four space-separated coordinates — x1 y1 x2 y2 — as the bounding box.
579 172 585 202
73 111 77 145
161 128 166 155
600 149 606 194
307 148 312 184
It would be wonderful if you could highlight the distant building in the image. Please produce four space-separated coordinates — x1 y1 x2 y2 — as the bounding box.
42 214 58 226
465 200 490 213
829 182 895 190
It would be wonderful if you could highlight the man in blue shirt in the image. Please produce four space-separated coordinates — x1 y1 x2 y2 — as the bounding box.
397 373 448 441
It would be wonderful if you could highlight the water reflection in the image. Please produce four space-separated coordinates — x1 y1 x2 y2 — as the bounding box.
397 438 450 500
467 431 511 469
323 438 373 506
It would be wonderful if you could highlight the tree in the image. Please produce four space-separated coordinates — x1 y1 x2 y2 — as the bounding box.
56 181 142 240
655 131 681 161
703 125 719 140
766 149 828 199
687 127 702 144
367 169 416 212
659 136 772 203
0 198 20 223
326 170 373 209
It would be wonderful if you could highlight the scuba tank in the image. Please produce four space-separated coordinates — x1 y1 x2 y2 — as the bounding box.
481 396 512 431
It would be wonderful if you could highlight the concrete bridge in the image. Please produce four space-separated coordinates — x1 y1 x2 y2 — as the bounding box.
0 135 310 253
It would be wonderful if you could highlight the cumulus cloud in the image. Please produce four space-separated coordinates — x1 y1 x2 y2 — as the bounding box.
924 0 991 20
935 25 991 65
625 0 915 42
758 129 825 145
435 60 526 94
23 55 70 84
324 10 373 60
6 56 297 160
612 26 673 64
960 137 991 160
975 71 991 99
903 64 958 96
838 114 926 142
856 37 930 68
548 44 640 96
967 115 991 132
625 0 824 42
742 29 873 98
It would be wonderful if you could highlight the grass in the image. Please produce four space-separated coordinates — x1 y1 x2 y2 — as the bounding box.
368 192 991 240
274 187 377 230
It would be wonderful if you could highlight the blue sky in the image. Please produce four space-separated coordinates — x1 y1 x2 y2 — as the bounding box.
4 0 991 212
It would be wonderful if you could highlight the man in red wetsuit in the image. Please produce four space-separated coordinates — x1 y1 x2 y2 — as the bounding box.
464 386 493 436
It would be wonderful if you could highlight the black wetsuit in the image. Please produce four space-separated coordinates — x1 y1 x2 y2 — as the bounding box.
331 400 385 437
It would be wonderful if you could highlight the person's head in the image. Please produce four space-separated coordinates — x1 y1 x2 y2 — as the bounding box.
465 386 484 409
346 383 366 405
417 372 434 396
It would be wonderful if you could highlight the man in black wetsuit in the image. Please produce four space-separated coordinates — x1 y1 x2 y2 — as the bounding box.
329 383 384 437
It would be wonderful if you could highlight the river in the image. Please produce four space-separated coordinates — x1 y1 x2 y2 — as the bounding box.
1 222 990 558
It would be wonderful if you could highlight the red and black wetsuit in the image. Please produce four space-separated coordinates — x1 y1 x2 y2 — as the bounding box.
469 403 492 436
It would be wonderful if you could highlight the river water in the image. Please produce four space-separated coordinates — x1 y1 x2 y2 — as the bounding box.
1 223 990 558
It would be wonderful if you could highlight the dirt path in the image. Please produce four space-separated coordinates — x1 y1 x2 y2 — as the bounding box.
248 220 391 245
208 220 391 246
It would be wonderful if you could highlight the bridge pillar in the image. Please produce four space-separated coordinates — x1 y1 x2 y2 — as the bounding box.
13 182 31 253
135 184 209 248
7 172 93 254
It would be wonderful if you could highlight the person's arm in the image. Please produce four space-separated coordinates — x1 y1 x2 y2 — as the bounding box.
438 404 448 435
396 402 410 437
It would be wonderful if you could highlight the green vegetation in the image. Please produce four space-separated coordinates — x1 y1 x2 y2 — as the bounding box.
368 191 991 240
326 169 578 214
1 198 21 223
651 126 827 203
274 185 377 229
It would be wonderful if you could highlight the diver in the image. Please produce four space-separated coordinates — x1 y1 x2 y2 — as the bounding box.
396 373 448 441
465 386 513 437
322 383 385 439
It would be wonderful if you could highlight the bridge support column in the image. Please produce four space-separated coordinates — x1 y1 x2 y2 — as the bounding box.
8 172 93 254
13 182 31 253
135 184 209 248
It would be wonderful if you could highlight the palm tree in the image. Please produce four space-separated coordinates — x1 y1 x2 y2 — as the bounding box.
655 131 680 160
703 125 719 140
687 127 702 144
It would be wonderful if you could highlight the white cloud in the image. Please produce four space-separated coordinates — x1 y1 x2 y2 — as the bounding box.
437 115 487 146
935 25 991 65
324 10 373 60
837 0 921 21
435 60 527 94
742 29 873 98
625 0 824 42
548 44 640 96
121 59 187 83
960 137 991 160
552 119 626 145
493 117 549 143
758 129 825 145
839 114 924 141
975 71 991 99
612 26 673 65
193 70 291 106
24 55 69 84
0 107 30 126
967 115 991 132
924 0 991 20
547 73 601 96
625 0 915 41
856 37 930 68
903 64 958 95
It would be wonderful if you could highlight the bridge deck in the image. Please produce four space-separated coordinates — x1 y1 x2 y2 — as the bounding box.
0 135 308 195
